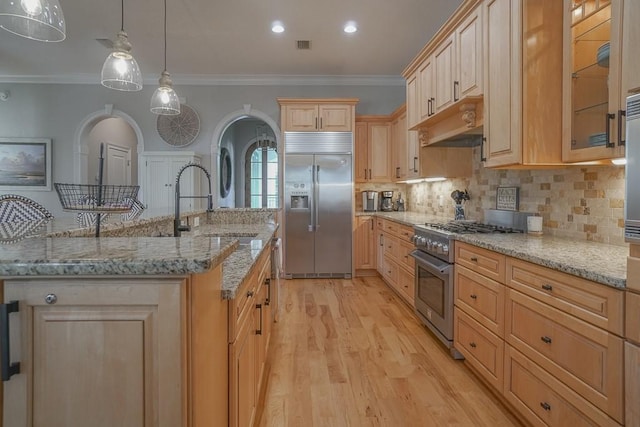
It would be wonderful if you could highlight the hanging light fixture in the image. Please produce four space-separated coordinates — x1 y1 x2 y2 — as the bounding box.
0 0 66 42
150 0 179 115
101 0 143 91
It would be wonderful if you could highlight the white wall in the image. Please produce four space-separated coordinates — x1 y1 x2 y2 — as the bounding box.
0 82 404 217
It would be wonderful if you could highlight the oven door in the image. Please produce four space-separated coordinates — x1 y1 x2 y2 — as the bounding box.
410 249 454 346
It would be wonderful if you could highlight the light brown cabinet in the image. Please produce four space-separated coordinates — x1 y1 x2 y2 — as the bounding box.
483 0 564 167
354 215 376 273
277 98 357 132
3 267 228 427
391 105 421 182
622 0 640 95
377 218 415 307
562 0 626 162
355 117 392 183
229 249 271 427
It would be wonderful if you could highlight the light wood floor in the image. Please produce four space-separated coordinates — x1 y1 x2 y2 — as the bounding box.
258 276 523 427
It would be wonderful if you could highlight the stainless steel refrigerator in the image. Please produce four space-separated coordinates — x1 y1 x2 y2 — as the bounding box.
284 132 353 278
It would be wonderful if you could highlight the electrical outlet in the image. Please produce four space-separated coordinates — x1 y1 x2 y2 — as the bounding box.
438 195 444 207
193 217 200 227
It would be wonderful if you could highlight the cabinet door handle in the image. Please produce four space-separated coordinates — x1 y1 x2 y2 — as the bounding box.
540 402 551 411
606 113 616 148
319 117 323 129
470 294 477 300
256 303 263 335
413 157 418 173
264 278 271 306
541 336 552 344
430 97 435 115
1 301 20 381
379 234 384 247
470 257 478 262
427 99 432 117
396 166 400 179
315 117 318 129
370 219 374 230
541 284 553 292
364 168 367 180
454 81 459 102
368 169 371 180
469 342 477 348
618 110 626 146
480 137 487 162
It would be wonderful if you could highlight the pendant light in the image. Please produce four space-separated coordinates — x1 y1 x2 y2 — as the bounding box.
101 0 143 91
150 0 179 115
0 0 66 42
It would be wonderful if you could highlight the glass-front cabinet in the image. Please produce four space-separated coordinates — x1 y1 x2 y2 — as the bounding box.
563 0 625 162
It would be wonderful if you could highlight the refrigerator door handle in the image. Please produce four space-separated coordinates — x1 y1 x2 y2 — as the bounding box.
308 166 314 232
315 165 320 230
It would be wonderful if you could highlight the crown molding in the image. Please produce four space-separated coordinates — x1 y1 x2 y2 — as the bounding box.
0 73 405 86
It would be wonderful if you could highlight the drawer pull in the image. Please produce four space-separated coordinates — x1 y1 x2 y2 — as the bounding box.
470 257 478 262
541 336 552 344
469 342 477 348
542 284 553 291
540 402 551 411
469 294 477 300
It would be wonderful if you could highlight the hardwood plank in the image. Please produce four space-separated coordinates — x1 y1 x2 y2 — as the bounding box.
258 276 522 426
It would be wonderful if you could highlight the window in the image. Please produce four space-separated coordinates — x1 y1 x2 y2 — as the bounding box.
245 141 278 208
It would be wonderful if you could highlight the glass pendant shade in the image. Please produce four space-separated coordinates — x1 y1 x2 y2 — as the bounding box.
0 0 66 42
150 71 180 115
101 30 143 91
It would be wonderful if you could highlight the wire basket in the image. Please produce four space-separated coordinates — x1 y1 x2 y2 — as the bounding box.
54 183 141 213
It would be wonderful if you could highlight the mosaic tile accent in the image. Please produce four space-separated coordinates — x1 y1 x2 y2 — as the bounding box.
406 147 626 246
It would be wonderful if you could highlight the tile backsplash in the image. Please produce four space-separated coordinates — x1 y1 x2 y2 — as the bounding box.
407 147 626 246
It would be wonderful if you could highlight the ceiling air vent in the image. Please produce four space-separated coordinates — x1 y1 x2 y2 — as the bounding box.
296 40 311 50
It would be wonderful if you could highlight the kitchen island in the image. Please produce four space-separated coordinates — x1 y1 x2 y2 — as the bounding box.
0 209 278 427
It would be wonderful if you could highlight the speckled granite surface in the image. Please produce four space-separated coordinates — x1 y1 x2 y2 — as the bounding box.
358 211 627 289
0 209 278 300
455 233 627 288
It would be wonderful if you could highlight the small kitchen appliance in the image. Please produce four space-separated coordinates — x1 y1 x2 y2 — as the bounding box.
362 191 378 212
380 191 394 212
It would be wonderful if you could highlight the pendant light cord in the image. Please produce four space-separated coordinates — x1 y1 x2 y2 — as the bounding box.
120 0 124 31
163 0 167 71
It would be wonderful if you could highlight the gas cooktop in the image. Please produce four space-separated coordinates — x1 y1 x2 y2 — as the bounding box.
423 221 524 234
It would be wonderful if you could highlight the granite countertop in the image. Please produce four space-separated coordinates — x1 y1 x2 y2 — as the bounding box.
360 211 628 289
0 211 278 300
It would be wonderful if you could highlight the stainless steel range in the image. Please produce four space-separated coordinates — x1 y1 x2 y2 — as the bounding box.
410 210 529 359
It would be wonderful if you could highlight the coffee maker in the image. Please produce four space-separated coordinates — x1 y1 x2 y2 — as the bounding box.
362 191 378 212
380 191 394 212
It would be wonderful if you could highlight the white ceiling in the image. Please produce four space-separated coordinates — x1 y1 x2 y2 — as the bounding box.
0 0 463 85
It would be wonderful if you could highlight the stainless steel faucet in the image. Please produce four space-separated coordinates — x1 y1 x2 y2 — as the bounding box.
174 163 214 237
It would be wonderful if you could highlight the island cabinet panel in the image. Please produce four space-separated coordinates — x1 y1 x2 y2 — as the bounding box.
3 278 185 427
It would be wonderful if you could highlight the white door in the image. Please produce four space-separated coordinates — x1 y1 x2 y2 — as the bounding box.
106 143 131 185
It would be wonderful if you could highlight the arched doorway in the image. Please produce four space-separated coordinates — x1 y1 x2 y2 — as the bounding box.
210 105 281 208
73 105 143 186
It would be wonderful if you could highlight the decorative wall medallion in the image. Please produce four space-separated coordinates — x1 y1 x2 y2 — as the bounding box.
157 104 200 147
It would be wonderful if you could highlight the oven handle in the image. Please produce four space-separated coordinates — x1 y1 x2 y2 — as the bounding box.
410 250 452 275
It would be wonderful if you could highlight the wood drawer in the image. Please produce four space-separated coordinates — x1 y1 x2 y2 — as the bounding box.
399 240 415 272
507 257 624 335
376 218 385 230
454 264 505 338
397 265 415 306
627 291 640 344
382 254 398 286
382 231 400 261
455 242 506 284
454 308 504 392
396 224 414 242
504 346 621 427
505 289 624 423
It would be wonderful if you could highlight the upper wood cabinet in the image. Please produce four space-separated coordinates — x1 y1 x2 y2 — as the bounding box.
355 116 392 183
482 0 564 167
622 0 640 95
391 108 408 181
403 0 483 136
562 0 626 162
277 98 358 132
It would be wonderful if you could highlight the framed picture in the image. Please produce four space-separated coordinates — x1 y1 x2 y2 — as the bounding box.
0 138 52 191
496 186 519 211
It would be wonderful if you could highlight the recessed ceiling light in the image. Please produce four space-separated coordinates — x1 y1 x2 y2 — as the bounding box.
344 21 357 34
272 21 285 33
